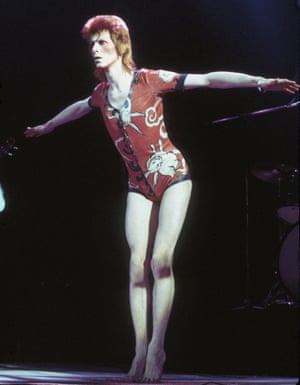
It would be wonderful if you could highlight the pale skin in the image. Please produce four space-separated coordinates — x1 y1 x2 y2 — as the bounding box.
0 183 6 212
24 29 299 382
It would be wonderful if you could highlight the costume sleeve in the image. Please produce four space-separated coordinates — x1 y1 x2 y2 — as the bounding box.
142 69 187 94
89 82 107 109
88 96 96 109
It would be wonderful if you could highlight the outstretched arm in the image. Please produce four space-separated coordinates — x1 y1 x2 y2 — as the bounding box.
25 97 93 138
184 72 299 94
0 183 6 212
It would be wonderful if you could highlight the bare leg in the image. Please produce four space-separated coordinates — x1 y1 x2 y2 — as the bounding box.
125 192 153 381
143 180 192 382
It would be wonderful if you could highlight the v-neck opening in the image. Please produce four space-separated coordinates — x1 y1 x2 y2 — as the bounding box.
106 71 138 111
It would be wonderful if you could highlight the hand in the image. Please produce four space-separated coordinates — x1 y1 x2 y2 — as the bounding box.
262 78 300 94
24 123 54 138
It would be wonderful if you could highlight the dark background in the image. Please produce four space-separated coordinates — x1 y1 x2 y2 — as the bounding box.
0 0 299 377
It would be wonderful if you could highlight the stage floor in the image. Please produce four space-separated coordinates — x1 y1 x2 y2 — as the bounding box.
0 364 298 385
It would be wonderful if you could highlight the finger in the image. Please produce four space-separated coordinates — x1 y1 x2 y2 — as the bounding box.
284 87 296 94
25 127 34 134
25 130 36 138
288 84 299 91
287 81 299 89
290 84 300 91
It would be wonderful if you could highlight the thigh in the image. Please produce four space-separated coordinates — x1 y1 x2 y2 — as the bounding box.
125 192 153 258
153 180 192 257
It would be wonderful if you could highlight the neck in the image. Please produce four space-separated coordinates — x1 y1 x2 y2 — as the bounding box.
104 57 132 90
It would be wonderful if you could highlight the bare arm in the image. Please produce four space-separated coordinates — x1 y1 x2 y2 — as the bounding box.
184 72 299 94
25 97 93 138
0 183 5 212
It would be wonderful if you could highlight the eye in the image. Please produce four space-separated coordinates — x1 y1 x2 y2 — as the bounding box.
88 39 106 50
88 41 95 49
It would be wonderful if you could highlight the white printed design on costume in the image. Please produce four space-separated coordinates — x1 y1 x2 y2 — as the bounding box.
145 139 186 186
158 70 177 83
145 99 168 139
114 137 132 161
107 98 168 139
106 100 144 133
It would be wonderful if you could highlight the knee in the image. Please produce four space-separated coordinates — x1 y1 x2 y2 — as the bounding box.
130 255 147 285
151 252 173 280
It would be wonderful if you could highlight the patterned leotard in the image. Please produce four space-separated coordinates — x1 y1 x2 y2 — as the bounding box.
90 68 190 202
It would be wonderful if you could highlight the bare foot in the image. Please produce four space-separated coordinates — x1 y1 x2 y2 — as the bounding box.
127 351 147 382
143 348 166 383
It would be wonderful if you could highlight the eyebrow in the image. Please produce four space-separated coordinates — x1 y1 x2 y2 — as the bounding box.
91 30 110 40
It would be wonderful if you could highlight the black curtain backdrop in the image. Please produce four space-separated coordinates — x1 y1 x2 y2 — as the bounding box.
0 0 299 377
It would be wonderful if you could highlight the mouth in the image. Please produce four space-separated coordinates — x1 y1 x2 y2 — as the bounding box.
93 57 102 63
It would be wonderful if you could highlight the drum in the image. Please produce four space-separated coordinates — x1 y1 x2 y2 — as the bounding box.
277 206 299 226
278 224 299 301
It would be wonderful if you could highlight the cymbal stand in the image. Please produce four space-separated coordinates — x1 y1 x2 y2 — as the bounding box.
232 168 259 310
262 274 297 308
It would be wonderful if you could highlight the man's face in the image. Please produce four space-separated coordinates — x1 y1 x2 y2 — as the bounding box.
88 30 119 70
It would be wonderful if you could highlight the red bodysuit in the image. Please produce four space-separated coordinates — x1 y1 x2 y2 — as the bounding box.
90 68 190 202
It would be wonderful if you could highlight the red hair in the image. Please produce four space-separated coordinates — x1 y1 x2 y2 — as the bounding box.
81 15 136 80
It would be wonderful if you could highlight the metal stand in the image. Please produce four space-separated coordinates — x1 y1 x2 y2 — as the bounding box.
262 273 298 308
232 169 260 310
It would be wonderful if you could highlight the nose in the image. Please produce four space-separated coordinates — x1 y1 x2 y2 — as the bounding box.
90 41 100 55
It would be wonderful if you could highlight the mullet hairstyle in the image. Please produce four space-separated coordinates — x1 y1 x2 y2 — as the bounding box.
81 15 136 81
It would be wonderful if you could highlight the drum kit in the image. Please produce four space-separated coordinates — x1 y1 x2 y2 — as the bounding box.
213 100 299 309
250 164 299 307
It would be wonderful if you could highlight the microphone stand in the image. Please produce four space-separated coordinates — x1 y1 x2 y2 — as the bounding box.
212 101 300 124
